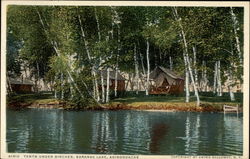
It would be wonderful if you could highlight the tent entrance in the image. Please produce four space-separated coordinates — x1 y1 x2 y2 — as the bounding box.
150 78 171 94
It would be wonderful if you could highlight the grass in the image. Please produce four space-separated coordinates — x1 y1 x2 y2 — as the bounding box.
106 92 243 111
7 91 243 112
7 92 56 105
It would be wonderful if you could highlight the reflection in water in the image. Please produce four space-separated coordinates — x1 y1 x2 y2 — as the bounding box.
7 110 243 155
122 112 150 154
149 123 168 153
183 114 201 155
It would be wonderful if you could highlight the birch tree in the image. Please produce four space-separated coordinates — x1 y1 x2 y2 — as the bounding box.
77 13 100 102
134 44 140 94
145 38 150 96
111 7 121 97
230 7 243 67
173 7 200 106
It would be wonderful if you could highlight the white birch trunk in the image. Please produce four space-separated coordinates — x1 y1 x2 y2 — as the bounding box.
217 61 222 96
61 72 64 99
130 73 135 91
36 61 40 91
95 8 105 103
173 7 200 106
78 14 100 101
134 44 139 94
114 24 121 97
169 56 173 71
146 39 150 96
70 78 73 99
213 62 218 94
192 46 199 92
204 62 208 92
93 70 100 101
228 68 235 101
230 7 243 67
100 71 105 103
37 10 101 105
201 61 204 91
111 7 121 97
139 52 146 76
106 68 110 103
114 60 119 97
55 89 57 99
201 60 208 92
125 73 130 90
186 54 200 105
184 55 190 103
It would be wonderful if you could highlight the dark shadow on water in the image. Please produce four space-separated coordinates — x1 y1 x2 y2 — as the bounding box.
149 123 169 153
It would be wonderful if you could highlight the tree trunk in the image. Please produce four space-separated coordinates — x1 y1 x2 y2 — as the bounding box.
78 14 100 101
37 10 101 105
130 73 135 91
55 89 57 99
95 8 105 103
111 7 121 98
192 46 199 92
139 52 146 76
184 55 190 103
173 7 200 106
61 72 64 99
125 73 130 91
145 39 150 96
228 68 235 101
169 56 173 71
217 60 222 96
134 44 139 94
36 61 40 91
70 78 73 100
114 59 119 97
186 54 200 105
100 70 105 103
7 76 13 93
230 7 243 67
213 62 218 94
114 24 121 97
201 60 208 92
204 62 208 92
106 68 110 103
93 70 100 101
54 73 57 99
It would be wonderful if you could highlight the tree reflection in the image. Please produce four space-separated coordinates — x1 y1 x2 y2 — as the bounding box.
149 123 169 153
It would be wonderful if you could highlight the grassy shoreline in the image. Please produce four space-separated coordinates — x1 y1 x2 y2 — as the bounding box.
7 93 243 112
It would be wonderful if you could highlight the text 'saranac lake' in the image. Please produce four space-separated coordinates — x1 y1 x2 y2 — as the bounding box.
7 109 243 155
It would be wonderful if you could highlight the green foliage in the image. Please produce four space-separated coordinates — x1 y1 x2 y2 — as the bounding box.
7 5 244 106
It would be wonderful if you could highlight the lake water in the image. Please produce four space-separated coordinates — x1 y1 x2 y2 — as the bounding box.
6 109 243 155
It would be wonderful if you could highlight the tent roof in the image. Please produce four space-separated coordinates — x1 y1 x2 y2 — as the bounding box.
99 70 126 80
158 66 184 80
150 66 184 80
9 78 34 85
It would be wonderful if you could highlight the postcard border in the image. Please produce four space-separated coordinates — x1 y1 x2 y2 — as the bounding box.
1 1 249 159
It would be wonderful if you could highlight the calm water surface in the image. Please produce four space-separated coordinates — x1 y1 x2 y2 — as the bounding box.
7 109 243 155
